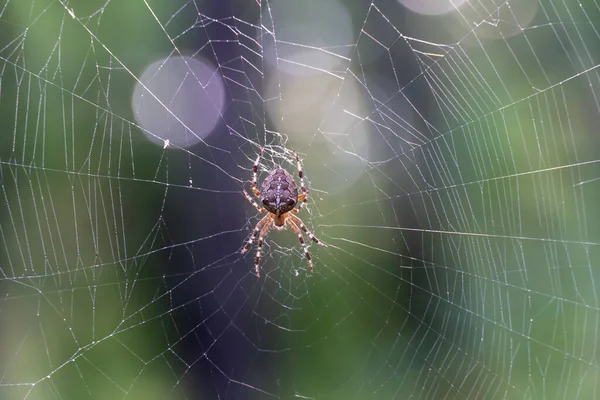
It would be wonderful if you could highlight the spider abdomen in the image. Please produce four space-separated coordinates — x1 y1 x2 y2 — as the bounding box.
260 168 298 216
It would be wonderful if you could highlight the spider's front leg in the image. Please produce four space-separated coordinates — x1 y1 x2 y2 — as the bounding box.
287 218 314 273
288 213 327 247
241 214 270 254
254 219 273 277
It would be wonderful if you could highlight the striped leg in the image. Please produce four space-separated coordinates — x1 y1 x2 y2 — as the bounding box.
251 148 264 197
241 214 270 254
288 213 327 247
286 218 314 273
291 151 308 212
254 219 273 277
243 189 267 213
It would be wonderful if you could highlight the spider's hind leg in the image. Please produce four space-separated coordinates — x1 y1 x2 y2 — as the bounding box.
291 151 309 211
250 147 264 198
243 189 267 213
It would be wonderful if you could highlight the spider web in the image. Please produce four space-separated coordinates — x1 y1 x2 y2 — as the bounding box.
1 0 599 398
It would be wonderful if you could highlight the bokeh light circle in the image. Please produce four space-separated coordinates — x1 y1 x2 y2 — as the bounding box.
132 56 225 148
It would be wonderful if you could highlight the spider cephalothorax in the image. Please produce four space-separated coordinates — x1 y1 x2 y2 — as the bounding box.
241 149 326 277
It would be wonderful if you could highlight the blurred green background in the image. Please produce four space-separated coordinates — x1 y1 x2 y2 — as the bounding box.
1 0 600 399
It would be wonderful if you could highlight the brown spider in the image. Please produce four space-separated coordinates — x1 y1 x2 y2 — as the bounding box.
241 149 327 277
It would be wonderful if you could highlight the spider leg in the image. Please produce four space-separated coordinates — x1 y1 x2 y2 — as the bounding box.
255 219 273 277
292 151 308 212
243 189 267 213
241 214 270 254
286 218 314 273
250 148 264 198
288 213 327 247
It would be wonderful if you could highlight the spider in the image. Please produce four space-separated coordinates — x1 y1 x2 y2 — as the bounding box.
241 148 327 277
